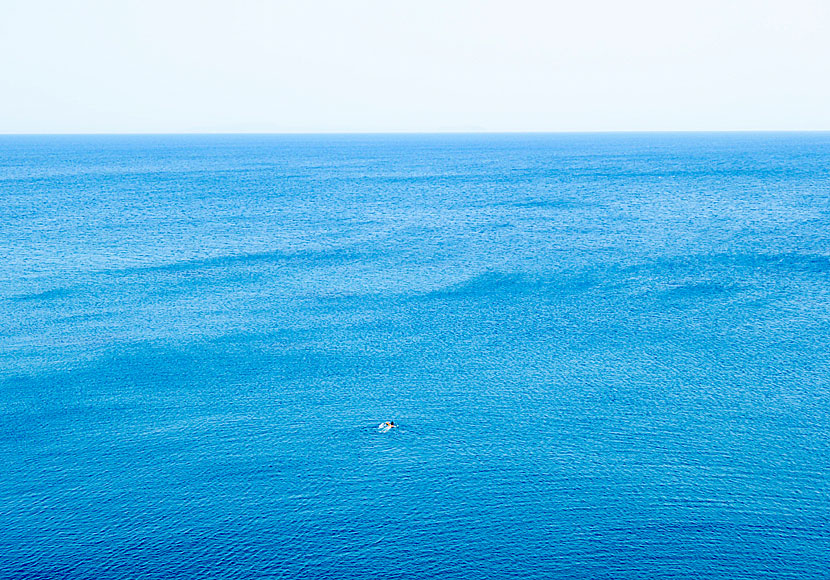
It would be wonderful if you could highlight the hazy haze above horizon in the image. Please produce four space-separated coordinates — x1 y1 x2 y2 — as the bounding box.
1 0 829 134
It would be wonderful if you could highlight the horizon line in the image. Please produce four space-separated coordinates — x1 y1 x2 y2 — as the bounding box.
2 129 830 137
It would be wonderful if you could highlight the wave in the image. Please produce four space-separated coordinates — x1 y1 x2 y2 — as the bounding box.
9 286 78 302
418 251 830 304
104 247 371 277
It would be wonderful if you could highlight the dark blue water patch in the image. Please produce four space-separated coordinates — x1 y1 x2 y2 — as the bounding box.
410 251 830 309
658 281 732 300
9 286 79 302
422 271 547 299
511 198 589 210
102 247 373 276
750 252 830 274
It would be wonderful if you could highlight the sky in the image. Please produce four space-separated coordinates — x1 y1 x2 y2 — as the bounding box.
1 0 829 133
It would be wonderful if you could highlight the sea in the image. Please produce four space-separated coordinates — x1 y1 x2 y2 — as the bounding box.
1 133 828 579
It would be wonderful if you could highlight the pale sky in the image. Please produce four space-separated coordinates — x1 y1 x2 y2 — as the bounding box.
1 0 829 133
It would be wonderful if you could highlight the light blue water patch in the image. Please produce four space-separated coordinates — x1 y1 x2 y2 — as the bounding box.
1 133 829 579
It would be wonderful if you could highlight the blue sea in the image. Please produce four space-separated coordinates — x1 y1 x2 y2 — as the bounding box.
1 133 829 579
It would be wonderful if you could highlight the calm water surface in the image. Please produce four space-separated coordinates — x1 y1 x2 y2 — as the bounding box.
1 134 829 578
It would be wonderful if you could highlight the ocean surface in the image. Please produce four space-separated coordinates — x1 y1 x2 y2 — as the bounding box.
1 133 829 579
